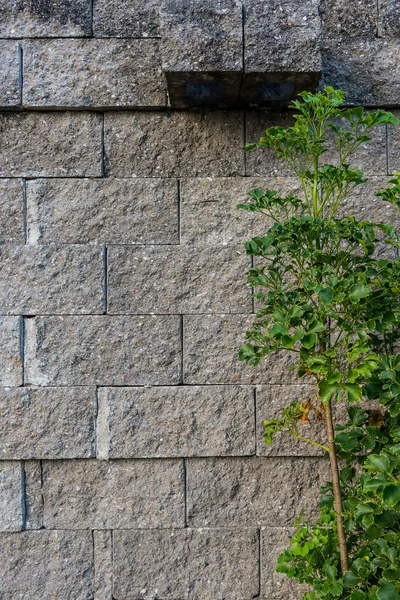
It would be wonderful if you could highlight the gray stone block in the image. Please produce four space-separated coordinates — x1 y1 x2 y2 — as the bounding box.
187 456 329 527
113 528 259 599
0 112 102 177
94 530 113 600
262 527 307 599
0 530 93 598
42 459 184 529
0 316 22 386
0 0 91 36
378 0 400 37
24 461 43 529
0 245 105 315
107 245 252 314
0 462 23 531
180 177 303 245
0 387 96 459
104 111 244 177
321 0 377 39
183 314 303 385
159 0 243 108
23 39 166 108
27 178 178 245
245 112 295 176
24 315 181 386
0 40 20 107
337 177 400 229
93 0 159 37
388 110 400 174
96 386 255 459
0 179 24 244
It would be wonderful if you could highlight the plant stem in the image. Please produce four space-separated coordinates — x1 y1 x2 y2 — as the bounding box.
324 398 349 574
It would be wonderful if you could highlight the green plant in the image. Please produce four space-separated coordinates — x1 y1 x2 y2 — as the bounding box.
238 87 400 598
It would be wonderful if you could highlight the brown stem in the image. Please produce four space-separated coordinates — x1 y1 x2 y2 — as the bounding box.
324 399 349 574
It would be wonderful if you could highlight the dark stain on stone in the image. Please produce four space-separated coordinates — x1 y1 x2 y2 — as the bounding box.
14 0 91 33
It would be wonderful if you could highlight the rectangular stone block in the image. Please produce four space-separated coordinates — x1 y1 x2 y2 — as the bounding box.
0 530 93 598
0 462 23 531
378 0 400 37
113 528 259 600
107 245 252 314
0 112 102 177
94 530 113 600
104 111 244 177
0 245 105 315
183 314 303 385
0 316 22 386
180 177 303 245
93 0 160 37
321 0 377 39
187 456 328 527
388 110 400 174
0 40 20 107
262 527 307 599
42 459 184 529
97 386 255 459
0 0 91 36
0 387 96 459
24 461 43 529
26 178 179 244
23 39 166 108
0 179 24 244
25 315 181 386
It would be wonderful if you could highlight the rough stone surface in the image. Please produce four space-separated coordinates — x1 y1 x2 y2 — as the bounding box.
42 459 184 529
23 39 166 108
388 110 400 175
107 245 252 314
320 0 377 39
94 530 113 600
338 177 400 229
0 316 22 386
0 112 102 177
0 40 20 107
0 462 23 531
183 314 304 385
378 0 400 37
262 527 307 599
0 0 91 36
0 179 24 244
104 111 244 177
0 245 104 314
93 0 160 37
24 461 43 529
245 112 295 176
25 315 181 386
0 387 96 459
97 386 255 458
26 178 178 245
0 530 93 598
113 528 259 599
187 457 329 527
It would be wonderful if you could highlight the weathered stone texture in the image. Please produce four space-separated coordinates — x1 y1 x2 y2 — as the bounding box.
42 459 184 529
378 0 400 37
187 457 329 527
94 530 113 600
93 0 160 37
107 245 252 314
0 387 96 459
0 112 102 177
25 315 181 386
0 530 93 598
0 316 22 386
0 0 91 36
337 178 400 230
320 0 377 39
24 461 43 530
113 528 259 599
388 111 400 175
97 386 255 458
0 462 23 531
0 245 104 314
262 527 307 599
27 178 178 245
23 39 166 108
0 179 24 244
104 111 244 177
0 41 20 107
245 112 295 176
183 315 303 384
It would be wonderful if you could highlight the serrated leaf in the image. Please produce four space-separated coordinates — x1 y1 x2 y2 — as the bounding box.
383 484 400 507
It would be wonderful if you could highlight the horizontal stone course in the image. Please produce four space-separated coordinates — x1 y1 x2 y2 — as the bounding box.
97 386 255 458
24 315 181 386
0 245 104 314
0 112 102 177
93 0 160 37
0 530 93 599
0 40 20 108
0 179 24 244
0 316 22 386
0 462 23 531
107 244 252 314
187 456 329 527
113 528 259 599
23 39 166 108
104 111 244 177
0 387 96 459
42 459 185 529
26 178 179 244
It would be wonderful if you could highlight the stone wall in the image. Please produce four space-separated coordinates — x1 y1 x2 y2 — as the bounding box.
0 1 400 599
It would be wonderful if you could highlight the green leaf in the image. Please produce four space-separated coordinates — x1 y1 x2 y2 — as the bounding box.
377 580 400 600
343 571 362 587
302 332 317 349
349 283 372 301
343 383 363 402
319 287 334 304
319 380 339 403
383 484 400 507
364 454 390 474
